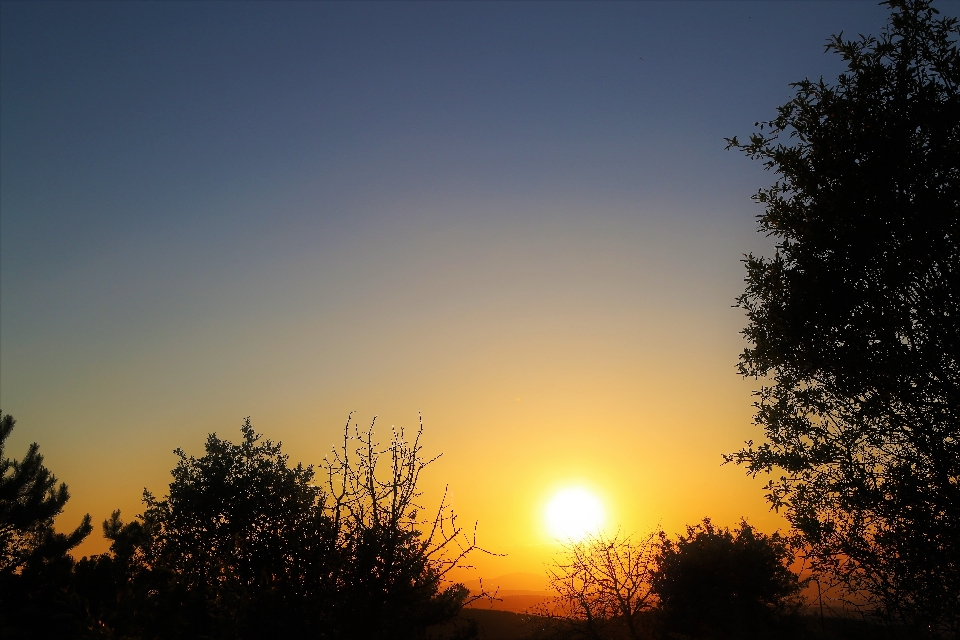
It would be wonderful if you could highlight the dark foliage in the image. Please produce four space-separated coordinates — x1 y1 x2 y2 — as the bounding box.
69 416 481 640
143 420 338 638
724 0 960 631
72 514 189 639
649 519 803 640
0 413 92 640
0 414 92 574
528 520 801 640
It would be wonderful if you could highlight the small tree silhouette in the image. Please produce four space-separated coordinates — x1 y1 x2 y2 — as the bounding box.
0 413 92 638
650 518 802 640
536 531 659 640
319 412 494 639
0 414 91 575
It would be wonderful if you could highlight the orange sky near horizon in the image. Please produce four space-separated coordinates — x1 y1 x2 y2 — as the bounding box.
5 206 786 578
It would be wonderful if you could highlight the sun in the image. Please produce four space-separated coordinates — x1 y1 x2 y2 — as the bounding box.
545 487 606 542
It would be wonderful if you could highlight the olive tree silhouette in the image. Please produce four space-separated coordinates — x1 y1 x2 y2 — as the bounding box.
724 0 959 630
534 531 659 640
0 413 92 638
650 519 803 640
132 417 337 638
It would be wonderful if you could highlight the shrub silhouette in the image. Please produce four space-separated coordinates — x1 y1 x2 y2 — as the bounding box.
649 518 802 640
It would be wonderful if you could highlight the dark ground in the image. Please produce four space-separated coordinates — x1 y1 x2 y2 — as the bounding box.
428 609 929 640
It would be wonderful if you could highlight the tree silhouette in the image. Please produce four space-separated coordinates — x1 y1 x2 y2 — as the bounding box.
77 415 485 639
725 0 959 631
536 531 659 640
131 417 337 638
0 413 92 638
319 413 488 639
72 509 187 639
650 519 802 640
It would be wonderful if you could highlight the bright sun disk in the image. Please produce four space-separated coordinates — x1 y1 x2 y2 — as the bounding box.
545 487 605 542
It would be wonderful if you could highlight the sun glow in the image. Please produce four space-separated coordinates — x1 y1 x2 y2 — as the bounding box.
545 487 606 542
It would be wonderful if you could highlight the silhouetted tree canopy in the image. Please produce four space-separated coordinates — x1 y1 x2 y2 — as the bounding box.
0 413 92 639
725 0 959 632
137 418 339 638
650 519 802 640
71 416 481 640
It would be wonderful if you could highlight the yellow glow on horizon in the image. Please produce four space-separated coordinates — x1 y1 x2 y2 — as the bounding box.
544 486 606 542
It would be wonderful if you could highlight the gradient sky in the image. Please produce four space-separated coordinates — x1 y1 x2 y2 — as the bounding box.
1 1 926 576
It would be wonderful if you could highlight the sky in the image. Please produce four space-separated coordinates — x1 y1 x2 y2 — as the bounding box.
0 0 931 577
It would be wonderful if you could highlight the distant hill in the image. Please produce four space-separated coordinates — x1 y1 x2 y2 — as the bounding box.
461 572 548 594
461 572 552 613
428 609 540 640
466 592 551 614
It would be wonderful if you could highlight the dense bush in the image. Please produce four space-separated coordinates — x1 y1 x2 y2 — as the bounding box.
651 518 803 639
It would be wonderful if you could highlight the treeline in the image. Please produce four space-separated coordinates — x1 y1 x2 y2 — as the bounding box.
532 521 810 640
0 413 939 640
0 414 483 640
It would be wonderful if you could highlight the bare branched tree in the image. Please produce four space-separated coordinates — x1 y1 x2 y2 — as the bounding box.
321 413 496 624
535 531 659 640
